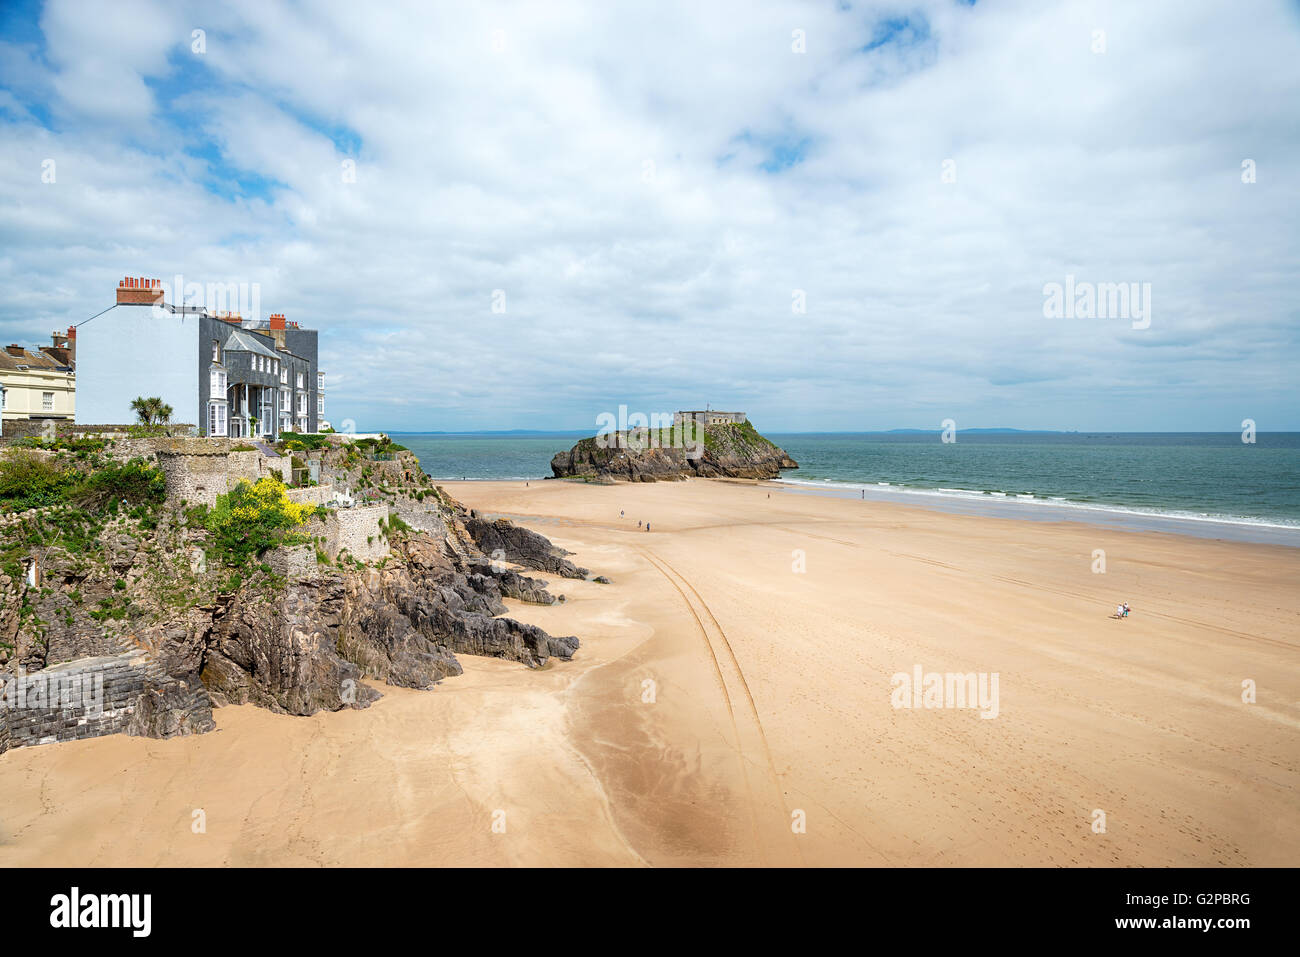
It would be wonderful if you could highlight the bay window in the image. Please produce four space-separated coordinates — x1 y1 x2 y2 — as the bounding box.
208 402 228 437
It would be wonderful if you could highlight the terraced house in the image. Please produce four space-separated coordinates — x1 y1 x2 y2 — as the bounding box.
76 277 326 439
0 330 76 429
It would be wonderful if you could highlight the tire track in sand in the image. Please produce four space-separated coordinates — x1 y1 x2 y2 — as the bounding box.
639 548 804 866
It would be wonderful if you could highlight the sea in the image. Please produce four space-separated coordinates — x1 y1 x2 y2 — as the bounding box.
393 431 1300 546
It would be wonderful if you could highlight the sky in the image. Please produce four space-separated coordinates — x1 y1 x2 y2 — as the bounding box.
0 0 1297 433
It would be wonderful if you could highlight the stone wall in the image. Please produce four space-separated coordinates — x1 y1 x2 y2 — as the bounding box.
156 450 231 508
229 449 290 485
285 485 336 507
329 432 389 445
323 504 390 562
0 423 197 446
0 419 49 442
155 444 290 507
0 651 151 749
267 543 317 580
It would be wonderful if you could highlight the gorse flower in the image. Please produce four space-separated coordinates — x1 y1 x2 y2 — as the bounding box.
205 477 315 562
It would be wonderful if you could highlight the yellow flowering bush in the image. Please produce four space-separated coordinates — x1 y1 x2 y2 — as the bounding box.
205 476 317 563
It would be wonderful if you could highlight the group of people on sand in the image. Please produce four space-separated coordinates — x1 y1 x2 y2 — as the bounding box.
619 509 650 531
1114 601 1132 619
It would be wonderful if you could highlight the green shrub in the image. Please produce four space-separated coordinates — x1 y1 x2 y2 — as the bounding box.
204 476 317 565
0 451 74 510
279 432 328 451
69 459 166 509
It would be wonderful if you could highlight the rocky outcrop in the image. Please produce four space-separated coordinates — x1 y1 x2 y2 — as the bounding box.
463 513 590 579
550 419 797 482
0 444 593 751
202 582 384 714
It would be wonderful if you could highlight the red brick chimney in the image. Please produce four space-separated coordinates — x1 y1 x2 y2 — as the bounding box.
5 344 25 357
269 313 286 330
116 276 165 306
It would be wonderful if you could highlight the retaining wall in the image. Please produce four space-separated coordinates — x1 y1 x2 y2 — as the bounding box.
323 504 390 563
0 651 151 750
286 485 336 507
156 450 231 508
267 543 317 579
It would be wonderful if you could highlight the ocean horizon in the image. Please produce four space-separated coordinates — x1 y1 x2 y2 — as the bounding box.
395 430 1300 545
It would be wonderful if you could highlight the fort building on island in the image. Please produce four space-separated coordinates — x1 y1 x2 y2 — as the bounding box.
74 277 327 440
672 409 748 427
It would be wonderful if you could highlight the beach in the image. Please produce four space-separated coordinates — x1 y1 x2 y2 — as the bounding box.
1 477 1296 867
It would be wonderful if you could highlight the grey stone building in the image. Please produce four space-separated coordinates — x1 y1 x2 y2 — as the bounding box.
77 277 326 440
673 409 747 427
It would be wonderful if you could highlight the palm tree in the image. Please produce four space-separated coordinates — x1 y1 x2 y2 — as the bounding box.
130 396 174 427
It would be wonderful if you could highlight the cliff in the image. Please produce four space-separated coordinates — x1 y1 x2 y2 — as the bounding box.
0 435 588 754
550 419 798 482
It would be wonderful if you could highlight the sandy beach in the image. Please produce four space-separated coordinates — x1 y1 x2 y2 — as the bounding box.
1 478 1296 867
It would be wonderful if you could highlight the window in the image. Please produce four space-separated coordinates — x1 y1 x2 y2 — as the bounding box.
210 369 227 394
317 395 324 415
296 372 304 389
280 388 290 411
42 392 54 411
212 340 220 362
280 365 288 384
297 393 307 413
256 356 263 372
208 402 228 437
317 372 325 391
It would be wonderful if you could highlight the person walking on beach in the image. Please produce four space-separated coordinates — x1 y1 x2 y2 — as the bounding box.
645 523 650 532
1122 602 1131 618
638 520 642 528
1115 603 1125 619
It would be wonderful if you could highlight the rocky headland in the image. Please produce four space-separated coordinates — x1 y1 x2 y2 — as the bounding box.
0 432 588 753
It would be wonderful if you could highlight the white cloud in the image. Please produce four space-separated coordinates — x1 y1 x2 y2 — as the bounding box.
0 0 1297 431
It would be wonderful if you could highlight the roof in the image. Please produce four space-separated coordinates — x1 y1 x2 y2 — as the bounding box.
222 328 281 360
0 347 71 374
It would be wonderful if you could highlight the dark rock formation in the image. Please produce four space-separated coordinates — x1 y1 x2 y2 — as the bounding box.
203 582 384 714
550 419 797 482
463 513 589 579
